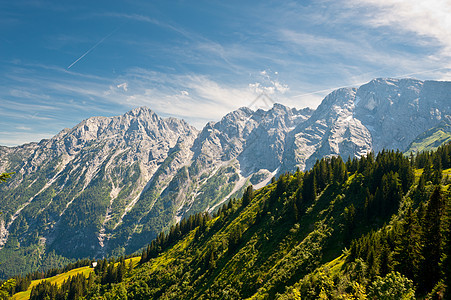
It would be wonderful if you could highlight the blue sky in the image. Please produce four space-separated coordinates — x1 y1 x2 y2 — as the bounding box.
1 0 451 146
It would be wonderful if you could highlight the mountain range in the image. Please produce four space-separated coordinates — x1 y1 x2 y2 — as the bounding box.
0 77 450 278
15 140 451 299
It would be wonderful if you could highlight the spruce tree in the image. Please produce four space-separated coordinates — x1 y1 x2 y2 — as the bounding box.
422 157 433 183
302 171 317 202
432 155 443 184
242 185 254 206
344 204 356 245
379 244 393 276
420 186 445 293
0 172 14 183
441 186 451 298
393 207 422 281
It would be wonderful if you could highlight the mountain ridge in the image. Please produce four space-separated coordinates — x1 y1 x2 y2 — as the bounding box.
0 77 450 278
13 142 451 299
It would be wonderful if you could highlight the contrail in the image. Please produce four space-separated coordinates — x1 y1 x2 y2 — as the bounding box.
67 27 120 70
391 67 451 79
292 67 451 98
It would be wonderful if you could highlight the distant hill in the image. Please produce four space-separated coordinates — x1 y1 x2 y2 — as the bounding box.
405 115 451 154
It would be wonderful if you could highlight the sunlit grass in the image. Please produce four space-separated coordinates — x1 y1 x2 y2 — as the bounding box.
12 257 140 300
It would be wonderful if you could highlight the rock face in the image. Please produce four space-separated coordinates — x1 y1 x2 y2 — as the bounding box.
0 104 314 265
237 104 313 176
0 107 198 261
283 78 451 171
0 78 450 277
354 78 451 153
283 87 372 171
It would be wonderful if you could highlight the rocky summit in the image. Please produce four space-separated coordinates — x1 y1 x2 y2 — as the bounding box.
0 78 450 278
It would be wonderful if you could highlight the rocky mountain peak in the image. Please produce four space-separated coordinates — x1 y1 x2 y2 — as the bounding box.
282 86 371 171
353 78 450 153
315 88 357 114
215 107 253 129
1 77 451 277
258 103 291 120
269 103 290 113
355 78 423 112
124 106 155 118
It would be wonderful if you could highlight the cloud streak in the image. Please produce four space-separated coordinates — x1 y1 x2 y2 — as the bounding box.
2 1 451 145
67 26 121 69
348 0 451 54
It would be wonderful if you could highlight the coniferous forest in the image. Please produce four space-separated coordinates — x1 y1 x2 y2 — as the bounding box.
2 143 451 299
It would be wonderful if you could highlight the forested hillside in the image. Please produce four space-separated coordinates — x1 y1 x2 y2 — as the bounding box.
1 78 450 279
5 143 451 299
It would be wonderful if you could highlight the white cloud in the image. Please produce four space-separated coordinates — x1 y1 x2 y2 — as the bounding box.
0 98 57 112
0 131 55 147
87 68 292 129
347 0 451 57
273 81 289 94
249 82 275 95
16 126 32 131
98 13 161 25
279 29 420 70
100 70 260 127
283 93 324 110
9 89 51 101
249 70 289 96
117 82 128 91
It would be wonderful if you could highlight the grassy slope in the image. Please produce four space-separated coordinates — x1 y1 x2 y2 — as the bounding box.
405 126 451 154
276 168 451 299
12 267 93 300
12 257 141 300
124 169 450 299
123 173 382 298
11 166 451 299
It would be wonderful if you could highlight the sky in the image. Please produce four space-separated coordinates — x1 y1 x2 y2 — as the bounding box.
1 0 451 146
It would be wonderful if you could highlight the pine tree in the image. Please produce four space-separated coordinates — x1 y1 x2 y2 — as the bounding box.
343 204 356 245
117 257 126 282
292 199 299 222
422 157 433 183
302 171 317 202
441 186 451 299
0 172 14 183
393 207 422 281
140 248 147 264
366 248 379 280
128 259 133 274
379 244 393 276
242 185 254 206
332 157 347 184
432 155 443 184
413 174 427 205
420 186 445 292
0 279 15 299
373 187 383 217
380 172 402 217
317 159 328 191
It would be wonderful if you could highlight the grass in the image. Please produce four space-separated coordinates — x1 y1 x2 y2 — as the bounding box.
405 130 451 154
324 254 346 276
12 266 93 300
12 257 141 300
414 168 424 183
